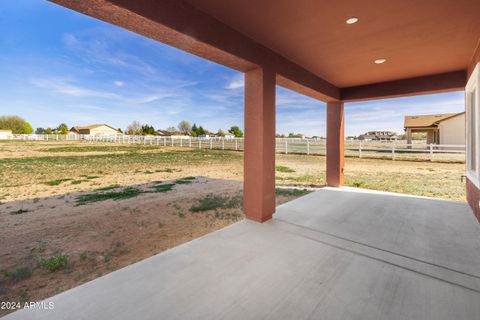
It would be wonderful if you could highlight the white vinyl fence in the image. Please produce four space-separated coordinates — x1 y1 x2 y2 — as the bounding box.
6 134 465 162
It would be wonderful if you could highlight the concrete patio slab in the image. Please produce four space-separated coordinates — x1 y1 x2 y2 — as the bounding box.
4 188 480 320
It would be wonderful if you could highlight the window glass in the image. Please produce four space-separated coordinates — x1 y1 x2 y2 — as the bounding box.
470 89 477 172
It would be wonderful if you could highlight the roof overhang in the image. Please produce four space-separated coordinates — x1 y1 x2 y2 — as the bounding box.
49 0 480 102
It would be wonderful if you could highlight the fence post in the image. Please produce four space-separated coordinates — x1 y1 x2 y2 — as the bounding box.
285 140 288 154
180 138 183 147
306 140 310 155
222 139 225 150
359 142 362 158
392 143 396 160
189 138 192 148
235 139 238 151
199 139 202 149
429 144 433 161
209 139 213 149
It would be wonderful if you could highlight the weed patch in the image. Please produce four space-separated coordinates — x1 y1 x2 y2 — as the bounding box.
190 194 242 212
350 181 366 188
4 267 32 283
80 175 99 180
10 209 30 215
44 178 72 186
276 166 296 173
175 177 196 184
103 241 128 263
275 188 311 197
76 188 142 205
153 183 176 193
95 184 121 191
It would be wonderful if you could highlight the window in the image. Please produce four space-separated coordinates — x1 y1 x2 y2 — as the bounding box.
466 63 480 186
470 89 476 172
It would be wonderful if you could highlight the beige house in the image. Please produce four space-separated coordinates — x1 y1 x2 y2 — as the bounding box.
70 124 120 136
404 112 465 145
0 129 13 139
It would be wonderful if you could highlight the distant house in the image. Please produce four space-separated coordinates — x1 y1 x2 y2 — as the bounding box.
70 124 121 136
404 112 465 145
358 131 397 141
223 132 235 139
198 131 215 139
0 129 13 139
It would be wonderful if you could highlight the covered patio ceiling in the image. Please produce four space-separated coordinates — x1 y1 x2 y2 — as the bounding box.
51 0 480 102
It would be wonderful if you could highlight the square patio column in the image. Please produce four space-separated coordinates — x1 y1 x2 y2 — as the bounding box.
244 67 276 222
326 101 344 187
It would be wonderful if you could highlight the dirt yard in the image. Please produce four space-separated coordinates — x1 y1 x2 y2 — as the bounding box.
0 140 465 316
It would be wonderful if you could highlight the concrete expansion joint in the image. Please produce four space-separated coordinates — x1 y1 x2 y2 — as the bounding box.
273 218 480 294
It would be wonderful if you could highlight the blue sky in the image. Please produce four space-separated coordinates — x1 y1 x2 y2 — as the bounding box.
0 0 465 136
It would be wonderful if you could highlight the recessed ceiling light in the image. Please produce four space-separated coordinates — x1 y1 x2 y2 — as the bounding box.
374 58 386 64
346 17 359 24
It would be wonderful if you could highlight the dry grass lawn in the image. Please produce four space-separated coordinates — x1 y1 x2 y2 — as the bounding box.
0 140 465 316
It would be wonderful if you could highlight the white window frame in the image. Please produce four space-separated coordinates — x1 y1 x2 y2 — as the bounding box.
466 63 480 187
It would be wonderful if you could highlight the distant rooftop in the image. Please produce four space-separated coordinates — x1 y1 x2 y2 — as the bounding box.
404 112 465 128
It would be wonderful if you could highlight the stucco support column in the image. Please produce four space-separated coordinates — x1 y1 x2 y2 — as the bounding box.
243 67 276 222
326 101 344 187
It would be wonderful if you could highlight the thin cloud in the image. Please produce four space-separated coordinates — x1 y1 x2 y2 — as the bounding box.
30 78 119 99
225 74 244 89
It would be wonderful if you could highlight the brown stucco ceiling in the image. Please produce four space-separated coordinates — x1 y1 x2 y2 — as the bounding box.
185 0 480 88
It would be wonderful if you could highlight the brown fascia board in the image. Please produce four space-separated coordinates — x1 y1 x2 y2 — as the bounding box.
49 0 339 102
468 38 480 79
341 70 467 102
434 112 466 125
404 126 437 130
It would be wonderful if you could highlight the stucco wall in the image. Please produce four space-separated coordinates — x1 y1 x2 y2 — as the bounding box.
0 132 13 139
90 126 119 136
438 113 465 145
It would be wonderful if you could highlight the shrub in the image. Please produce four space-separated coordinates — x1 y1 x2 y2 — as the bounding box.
4 267 32 282
40 254 69 272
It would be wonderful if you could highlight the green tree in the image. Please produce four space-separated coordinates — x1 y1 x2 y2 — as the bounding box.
288 132 303 138
217 129 225 137
36 127 46 134
177 120 192 135
45 128 53 134
141 124 156 135
228 125 243 137
57 123 69 135
198 126 206 135
191 124 199 137
0 115 33 134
